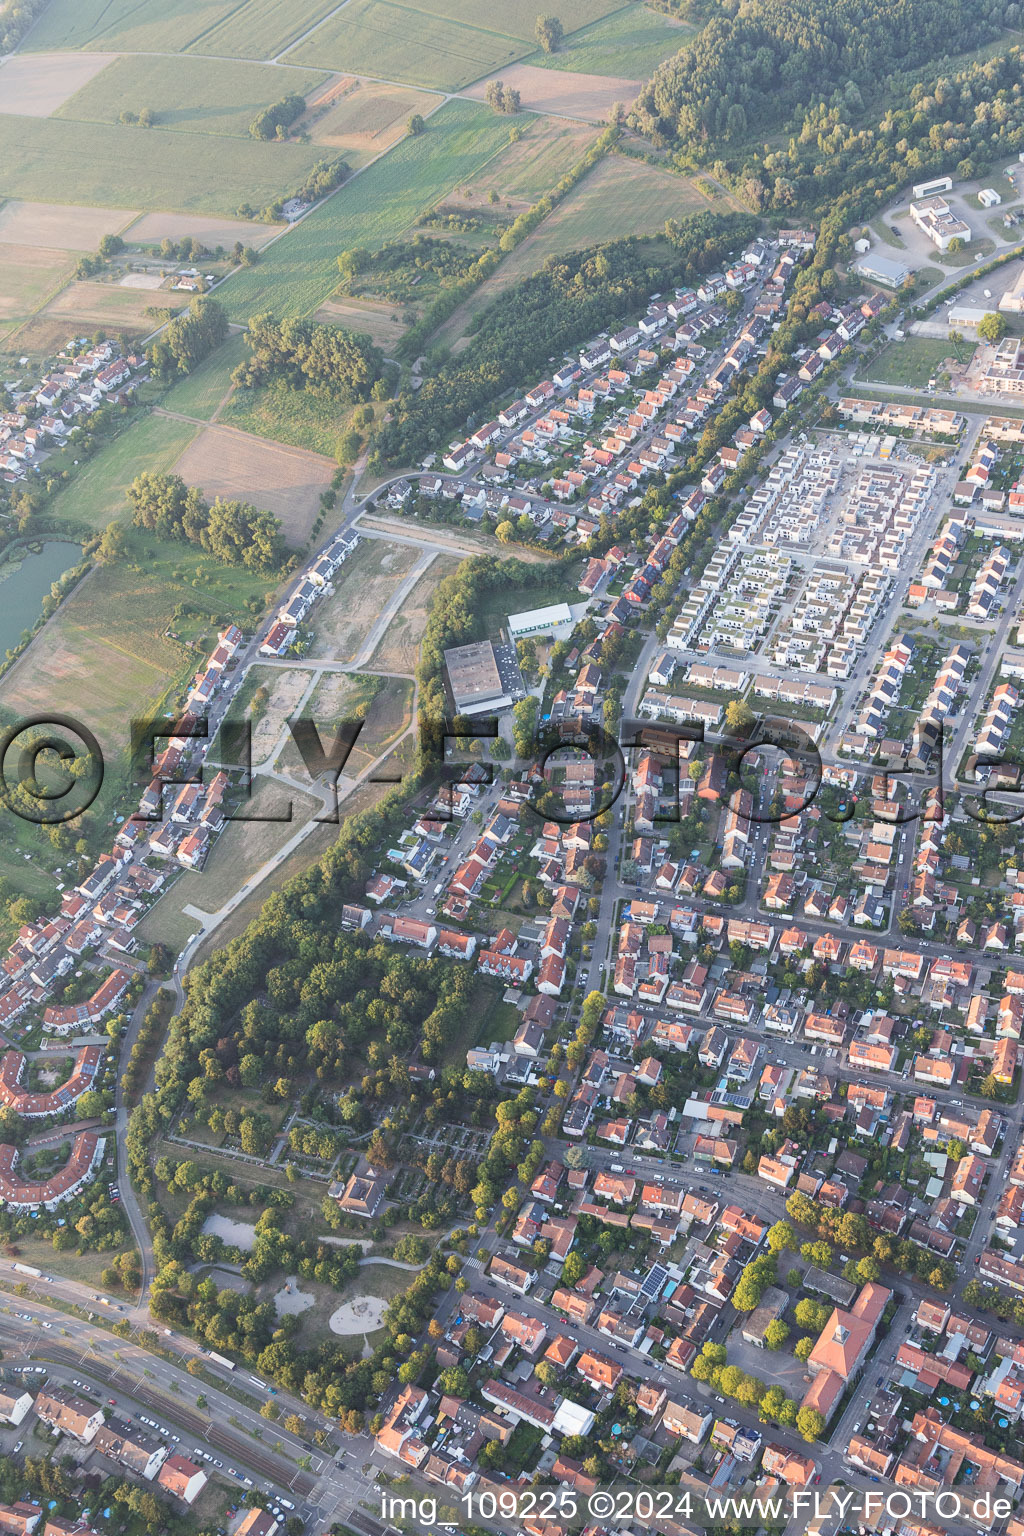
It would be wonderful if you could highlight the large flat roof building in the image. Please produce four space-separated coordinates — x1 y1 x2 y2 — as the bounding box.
508 602 574 640
854 254 910 289
444 640 513 716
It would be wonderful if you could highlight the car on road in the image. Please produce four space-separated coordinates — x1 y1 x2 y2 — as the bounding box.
108 1399 116 1407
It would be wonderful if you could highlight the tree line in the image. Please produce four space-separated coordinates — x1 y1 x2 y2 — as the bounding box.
147 295 228 381
127 470 286 573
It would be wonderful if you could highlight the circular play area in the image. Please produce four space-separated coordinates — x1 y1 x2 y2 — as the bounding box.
328 1295 388 1335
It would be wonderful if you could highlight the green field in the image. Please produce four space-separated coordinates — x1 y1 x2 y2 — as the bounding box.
222 100 522 320
286 0 527 89
48 412 200 534
159 333 249 421
383 0 624 41
219 380 354 458
525 5 692 76
56 55 328 139
859 336 961 388
24 0 337 55
0 116 324 214
459 117 599 204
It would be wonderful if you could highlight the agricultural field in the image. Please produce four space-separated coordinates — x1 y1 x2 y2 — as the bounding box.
524 5 693 77
158 333 249 422
284 0 529 91
0 200 138 251
305 78 439 166
46 412 201 534
125 211 281 249
218 380 355 460
0 52 117 116
371 0 624 44
308 539 421 663
0 244 76 334
450 117 598 209
56 55 329 139
463 61 639 120
367 553 462 673
41 277 166 337
222 101 521 320
171 424 334 545
0 115 324 214
23 0 335 55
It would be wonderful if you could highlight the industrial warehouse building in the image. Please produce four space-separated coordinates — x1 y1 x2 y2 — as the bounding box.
444 640 514 715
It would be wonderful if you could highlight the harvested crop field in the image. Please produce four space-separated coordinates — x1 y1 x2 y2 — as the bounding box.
313 297 410 349
0 244 76 325
462 61 640 121
368 553 461 672
0 200 138 251
43 279 164 333
306 77 438 164
0 52 119 117
125 211 282 249
171 424 334 546
21 0 330 54
309 540 420 663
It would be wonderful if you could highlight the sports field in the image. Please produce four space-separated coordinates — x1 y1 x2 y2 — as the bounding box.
56 55 329 138
172 424 334 544
0 115 324 213
46 413 201 533
524 5 692 77
285 0 528 91
23 0 337 56
218 380 355 460
221 100 520 320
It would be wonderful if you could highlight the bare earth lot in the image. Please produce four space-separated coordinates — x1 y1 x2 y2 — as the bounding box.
125 210 283 249
0 199 137 250
313 296 410 349
310 540 420 663
43 278 165 335
368 553 461 672
0 243 75 323
462 62 640 121
171 425 334 547
0 52 118 117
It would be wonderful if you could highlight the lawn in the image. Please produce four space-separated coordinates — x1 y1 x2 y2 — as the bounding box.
24 0 337 55
158 333 248 422
524 5 692 77
221 100 522 320
0 116 325 215
218 379 355 458
860 336 961 388
285 0 528 90
56 55 329 139
46 412 201 535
